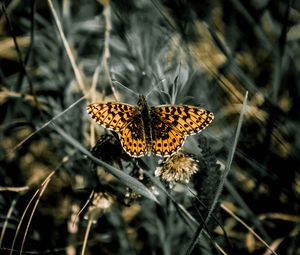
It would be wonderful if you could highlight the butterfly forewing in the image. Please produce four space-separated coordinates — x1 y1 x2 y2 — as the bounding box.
151 105 214 135
87 102 136 131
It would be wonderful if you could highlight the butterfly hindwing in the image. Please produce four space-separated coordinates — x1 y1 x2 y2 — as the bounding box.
151 105 214 135
150 111 186 157
87 102 136 131
119 115 148 157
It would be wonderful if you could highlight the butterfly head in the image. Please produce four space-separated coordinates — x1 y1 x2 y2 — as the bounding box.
137 95 149 113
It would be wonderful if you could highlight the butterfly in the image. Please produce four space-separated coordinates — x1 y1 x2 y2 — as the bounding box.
87 95 214 158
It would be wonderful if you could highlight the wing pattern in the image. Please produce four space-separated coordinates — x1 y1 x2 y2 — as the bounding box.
87 102 148 157
87 99 214 158
151 105 214 135
119 115 148 157
87 102 136 131
150 111 186 157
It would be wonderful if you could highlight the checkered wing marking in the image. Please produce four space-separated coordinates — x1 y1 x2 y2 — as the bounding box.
151 105 214 135
119 115 148 157
150 111 186 157
87 102 136 131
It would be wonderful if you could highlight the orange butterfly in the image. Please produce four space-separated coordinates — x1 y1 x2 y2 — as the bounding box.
87 95 214 158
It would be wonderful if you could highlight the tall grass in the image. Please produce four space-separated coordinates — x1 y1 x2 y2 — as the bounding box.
0 0 299 254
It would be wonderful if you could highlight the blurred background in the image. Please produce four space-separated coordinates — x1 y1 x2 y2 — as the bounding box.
0 0 300 254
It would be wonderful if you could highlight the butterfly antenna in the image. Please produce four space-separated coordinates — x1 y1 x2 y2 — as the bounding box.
145 78 167 98
111 80 139 101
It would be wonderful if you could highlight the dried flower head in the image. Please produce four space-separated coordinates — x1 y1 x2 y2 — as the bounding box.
155 151 199 183
85 192 114 222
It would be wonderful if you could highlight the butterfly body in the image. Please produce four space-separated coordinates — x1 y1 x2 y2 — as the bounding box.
136 96 152 154
87 95 214 158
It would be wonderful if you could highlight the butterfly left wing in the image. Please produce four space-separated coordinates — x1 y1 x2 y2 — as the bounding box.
87 102 136 131
87 101 148 157
151 105 214 135
118 115 148 157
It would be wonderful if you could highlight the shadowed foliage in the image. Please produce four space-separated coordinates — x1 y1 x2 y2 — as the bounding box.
0 0 299 254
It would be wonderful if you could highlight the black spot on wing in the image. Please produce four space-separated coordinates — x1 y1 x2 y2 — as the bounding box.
119 114 148 157
150 111 185 157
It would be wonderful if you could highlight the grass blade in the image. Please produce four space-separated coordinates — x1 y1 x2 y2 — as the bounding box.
52 123 159 204
185 91 248 254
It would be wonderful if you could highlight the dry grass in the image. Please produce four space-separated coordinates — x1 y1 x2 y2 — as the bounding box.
0 0 299 254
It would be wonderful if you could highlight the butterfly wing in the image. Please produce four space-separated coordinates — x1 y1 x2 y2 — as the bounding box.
151 105 214 135
119 115 148 157
150 111 186 157
87 101 214 158
87 102 137 131
150 105 214 157
87 102 147 157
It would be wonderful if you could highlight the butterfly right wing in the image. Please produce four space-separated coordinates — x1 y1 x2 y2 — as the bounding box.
87 102 137 131
150 104 213 157
151 105 214 135
150 111 186 157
